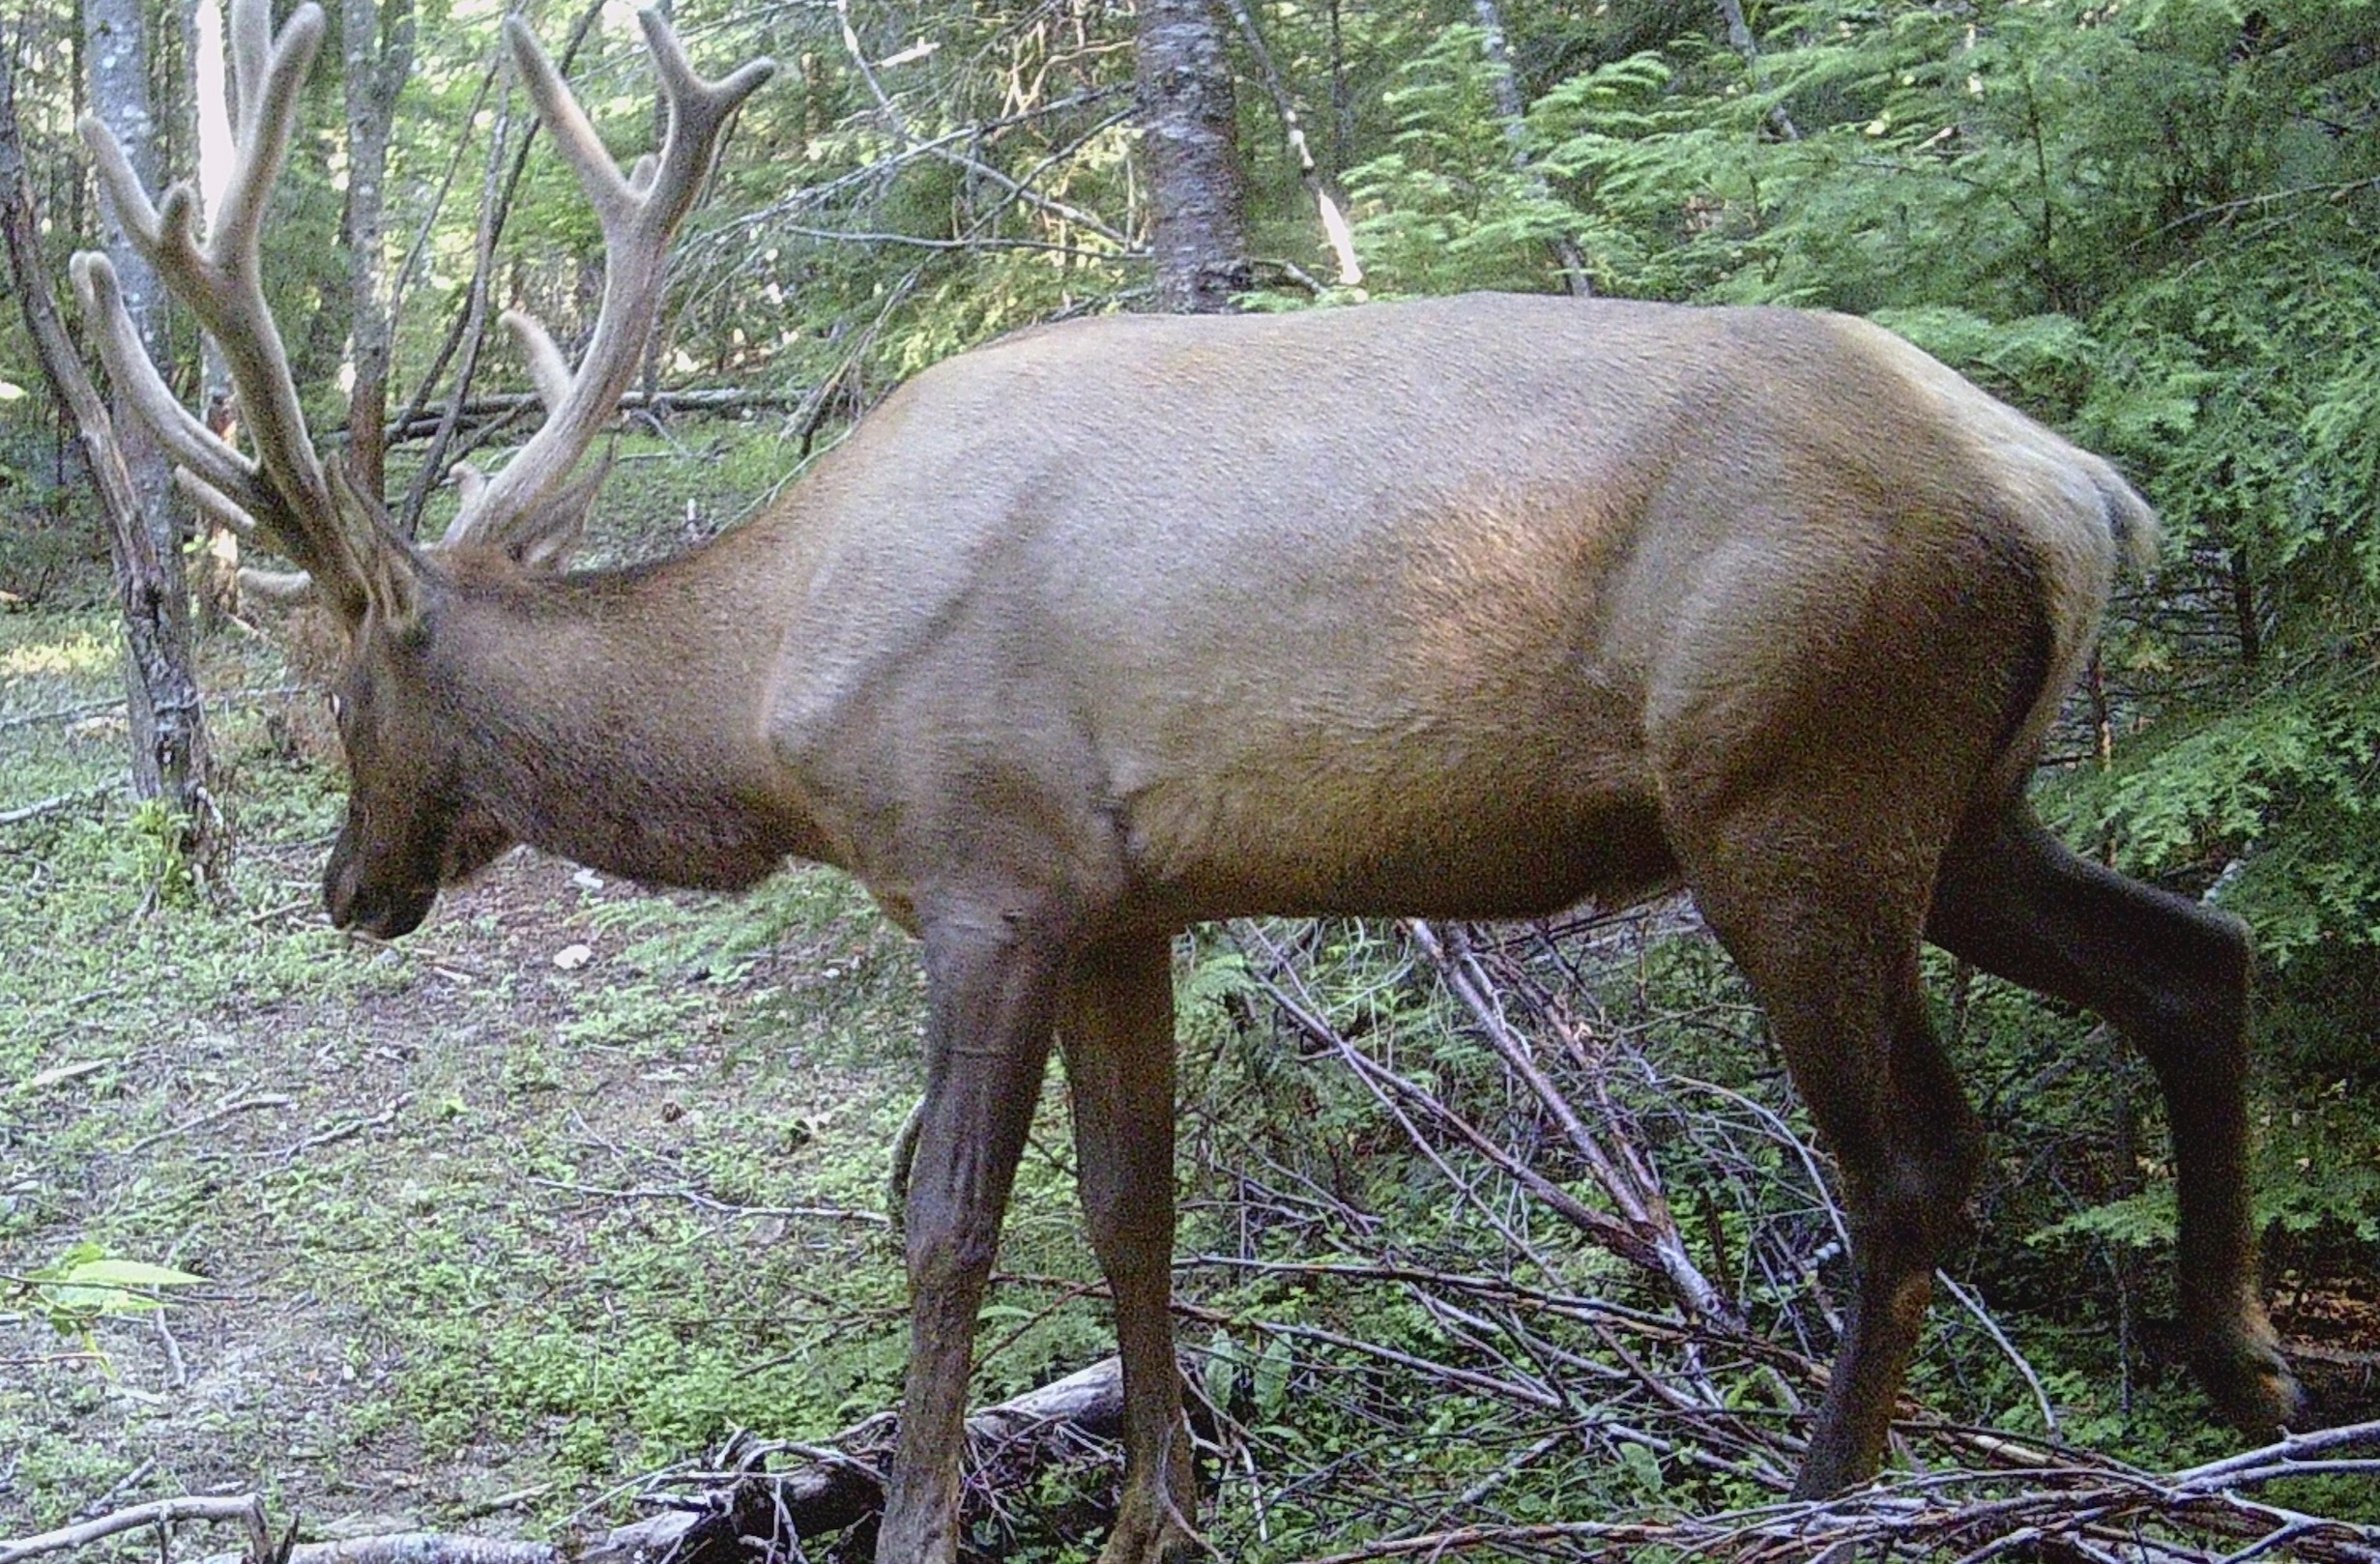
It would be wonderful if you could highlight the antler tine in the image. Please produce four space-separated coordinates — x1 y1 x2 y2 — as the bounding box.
80 120 197 283
638 10 779 210
501 308 577 414
198 2 336 532
180 469 328 612
176 468 259 541
505 15 634 229
75 0 363 609
74 0 366 612
71 251 266 512
84 237 358 594
448 10 772 550
213 0 321 271
225 0 272 133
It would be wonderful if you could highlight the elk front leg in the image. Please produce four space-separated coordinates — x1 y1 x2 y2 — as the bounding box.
878 912 1069 1564
1059 933 1199 1564
1930 799 2302 1436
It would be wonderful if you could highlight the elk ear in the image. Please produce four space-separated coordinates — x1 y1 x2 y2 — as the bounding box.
506 462 606 572
329 458 421 630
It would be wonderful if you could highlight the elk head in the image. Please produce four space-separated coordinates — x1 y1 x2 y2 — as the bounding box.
73 0 772 938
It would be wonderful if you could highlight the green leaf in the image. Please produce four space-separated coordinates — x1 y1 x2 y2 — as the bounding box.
1253 1333 1293 1420
56 1258 207 1291
1618 1440 1665 1495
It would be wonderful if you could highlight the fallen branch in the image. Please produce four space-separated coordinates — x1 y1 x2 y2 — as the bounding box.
528 1177 889 1228
0 698 131 735
70 1459 158 1521
119 1092 297 1156
10 1505 565 1564
0 685 302 735
382 387 800 445
0 1496 268 1564
1406 918 1737 1326
0 780 123 826
7 1380 2371 1564
1189 912 2380 1556
1292 1422 2380 1561
200 1538 556 1564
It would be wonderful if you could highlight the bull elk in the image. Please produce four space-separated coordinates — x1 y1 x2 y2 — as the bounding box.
73 3 2302 1558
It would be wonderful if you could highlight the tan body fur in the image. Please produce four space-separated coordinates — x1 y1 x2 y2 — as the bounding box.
522 296 2116 925
341 295 2298 1564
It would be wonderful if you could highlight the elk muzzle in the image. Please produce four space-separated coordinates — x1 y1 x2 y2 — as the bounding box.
323 821 438 939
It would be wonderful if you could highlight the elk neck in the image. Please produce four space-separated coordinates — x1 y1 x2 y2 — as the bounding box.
421 539 831 891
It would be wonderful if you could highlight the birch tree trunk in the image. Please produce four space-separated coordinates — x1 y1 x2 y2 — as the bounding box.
83 0 206 810
0 20 216 872
1136 0 1248 312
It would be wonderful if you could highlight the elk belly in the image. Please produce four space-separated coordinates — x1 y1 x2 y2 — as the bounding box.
1111 700 1679 922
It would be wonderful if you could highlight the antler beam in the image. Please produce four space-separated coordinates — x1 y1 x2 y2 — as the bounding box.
445 12 774 550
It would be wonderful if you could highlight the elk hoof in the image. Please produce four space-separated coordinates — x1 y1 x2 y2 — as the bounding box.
2195 1320 2306 1438
1095 1470 1201 1564
1093 1516 1199 1564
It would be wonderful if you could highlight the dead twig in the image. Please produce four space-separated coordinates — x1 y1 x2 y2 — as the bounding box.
276 1094 414 1163
119 1092 296 1157
526 1177 890 1227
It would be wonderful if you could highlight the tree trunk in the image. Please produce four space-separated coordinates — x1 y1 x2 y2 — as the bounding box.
189 0 239 626
639 0 670 415
0 20 217 875
1135 0 1248 312
83 0 202 803
343 0 412 498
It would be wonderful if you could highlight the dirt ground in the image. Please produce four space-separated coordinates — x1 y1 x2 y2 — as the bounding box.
2 814 942 1542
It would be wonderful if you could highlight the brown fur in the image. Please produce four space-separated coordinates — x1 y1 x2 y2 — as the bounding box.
298 294 2292 1563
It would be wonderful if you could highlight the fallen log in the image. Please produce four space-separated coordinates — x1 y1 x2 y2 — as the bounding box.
585 1356 1128 1564
212 1540 555 1564
382 388 799 445
0 1365 1125 1564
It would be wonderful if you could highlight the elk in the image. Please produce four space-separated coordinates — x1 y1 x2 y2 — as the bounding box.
74 3 2301 1559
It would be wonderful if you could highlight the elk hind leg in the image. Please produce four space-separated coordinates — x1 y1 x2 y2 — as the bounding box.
1059 932 1200 1564
1929 798 2302 1435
